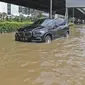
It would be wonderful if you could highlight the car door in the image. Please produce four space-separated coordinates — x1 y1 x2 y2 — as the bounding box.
51 25 60 38
55 18 66 37
47 20 59 39
56 25 65 36
58 22 69 36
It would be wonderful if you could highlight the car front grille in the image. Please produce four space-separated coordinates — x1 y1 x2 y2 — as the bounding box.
25 32 32 37
19 32 24 37
18 31 32 38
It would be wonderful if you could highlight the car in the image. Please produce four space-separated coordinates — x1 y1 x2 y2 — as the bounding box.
15 18 69 43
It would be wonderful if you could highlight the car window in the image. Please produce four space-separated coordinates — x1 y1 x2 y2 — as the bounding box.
55 18 66 26
41 19 55 28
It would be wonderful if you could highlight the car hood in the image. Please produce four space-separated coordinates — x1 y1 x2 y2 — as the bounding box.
18 26 45 32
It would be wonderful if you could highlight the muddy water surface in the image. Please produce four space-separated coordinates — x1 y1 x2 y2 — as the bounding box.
0 26 85 85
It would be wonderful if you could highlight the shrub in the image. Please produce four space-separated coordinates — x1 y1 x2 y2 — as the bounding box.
0 21 33 33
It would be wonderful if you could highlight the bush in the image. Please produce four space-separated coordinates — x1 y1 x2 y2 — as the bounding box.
0 21 33 33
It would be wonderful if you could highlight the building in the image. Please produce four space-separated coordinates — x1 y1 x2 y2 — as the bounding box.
18 6 31 16
0 1 31 16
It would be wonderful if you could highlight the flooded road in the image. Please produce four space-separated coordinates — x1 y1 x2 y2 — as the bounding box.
0 25 85 85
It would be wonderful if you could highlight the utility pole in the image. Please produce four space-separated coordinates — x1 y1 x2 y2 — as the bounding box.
49 0 52 19
73 8 74 24
65 7 68 23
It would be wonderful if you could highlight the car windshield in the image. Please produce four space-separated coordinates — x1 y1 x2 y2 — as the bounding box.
41 19 55 28
18 19 45 31
30 19 45 27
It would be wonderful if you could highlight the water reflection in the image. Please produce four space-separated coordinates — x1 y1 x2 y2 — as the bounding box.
0 26 85 85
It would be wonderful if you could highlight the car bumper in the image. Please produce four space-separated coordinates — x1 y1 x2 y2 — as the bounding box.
15 33 43 42
15 33 30 40
31 36 43 42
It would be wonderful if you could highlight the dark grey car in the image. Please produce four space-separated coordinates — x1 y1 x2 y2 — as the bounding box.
15 18 69 43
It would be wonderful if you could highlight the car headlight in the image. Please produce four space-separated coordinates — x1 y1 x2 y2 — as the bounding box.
33 31 45 37
39 31 45 34
33 31 41 35
33 31 45 35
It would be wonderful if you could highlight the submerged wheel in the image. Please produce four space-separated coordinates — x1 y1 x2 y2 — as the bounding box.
64 31 69 37
44 35 52 43
15 37 20 41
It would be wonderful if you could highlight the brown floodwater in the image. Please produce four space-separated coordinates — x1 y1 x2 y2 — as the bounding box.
0 25 85 85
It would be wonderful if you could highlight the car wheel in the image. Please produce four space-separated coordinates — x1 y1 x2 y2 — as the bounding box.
44 35 52 43
15 37 20 41
64 31 69 37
